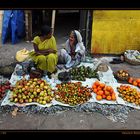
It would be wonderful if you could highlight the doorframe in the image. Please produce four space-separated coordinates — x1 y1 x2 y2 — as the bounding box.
79 10 87 46
25 10 32 41
79 10 93 54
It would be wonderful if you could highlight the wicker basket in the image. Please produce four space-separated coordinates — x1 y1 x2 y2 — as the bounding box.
124 55 140 65
113 71 130 81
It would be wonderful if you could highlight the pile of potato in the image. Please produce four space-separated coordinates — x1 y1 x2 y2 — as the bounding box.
115 70 130 81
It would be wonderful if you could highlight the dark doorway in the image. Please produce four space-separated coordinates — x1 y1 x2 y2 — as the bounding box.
32 10 52 38
54 10 80 46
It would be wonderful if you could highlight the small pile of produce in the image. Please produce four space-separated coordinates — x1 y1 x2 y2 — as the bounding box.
54 82 92 106
114 70 130 81
128 77 140 88
0 81 12 100
124 50 140 65
69 65 99 81
117 85 140 106
9 78 54 105
124 50 140 61
92 81 116 101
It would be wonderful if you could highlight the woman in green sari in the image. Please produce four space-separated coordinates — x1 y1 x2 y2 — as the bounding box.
29 25 58 77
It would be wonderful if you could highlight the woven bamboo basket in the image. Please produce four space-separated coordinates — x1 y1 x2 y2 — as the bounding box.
113 71 130 81
124 55 140 65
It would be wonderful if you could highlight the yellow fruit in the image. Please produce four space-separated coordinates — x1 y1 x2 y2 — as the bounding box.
126 99 130 102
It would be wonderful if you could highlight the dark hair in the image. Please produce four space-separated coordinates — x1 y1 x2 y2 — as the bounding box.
40 25 52 36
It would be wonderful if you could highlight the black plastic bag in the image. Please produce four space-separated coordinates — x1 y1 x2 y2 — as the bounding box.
58 71 71 83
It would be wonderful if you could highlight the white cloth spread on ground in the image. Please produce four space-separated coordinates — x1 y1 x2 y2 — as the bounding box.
1 61 140 109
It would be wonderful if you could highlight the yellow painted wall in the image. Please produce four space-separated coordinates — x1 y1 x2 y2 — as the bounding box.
91 10 140 54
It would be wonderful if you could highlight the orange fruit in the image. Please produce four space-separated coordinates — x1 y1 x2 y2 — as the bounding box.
126 98 131 102
122 86 126 91
133 81 138 86
100 83 105 88
93 88 97 93
102 94 106 99
97 90 104 96
96 95 102 101
92 84 97 89
109 88 114 94
104 91 110 96
111 94 116 101
106 86 112 91
97 86 102 91
94 81 100 86
136 79 140 83
128 77 133 84
106 95 112 100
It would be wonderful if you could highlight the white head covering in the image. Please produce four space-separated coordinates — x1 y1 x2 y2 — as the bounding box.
65 30 86 58
74 30 85 52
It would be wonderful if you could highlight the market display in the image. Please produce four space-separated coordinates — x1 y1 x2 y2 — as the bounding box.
92 81 117 101
1 60 140 112
69 65 99 81
0 81 12 100
9 78 54 105
54 82 92 106
117 85 140 106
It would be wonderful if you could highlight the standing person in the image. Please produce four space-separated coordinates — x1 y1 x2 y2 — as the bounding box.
29 25 58 78
58 30 86 69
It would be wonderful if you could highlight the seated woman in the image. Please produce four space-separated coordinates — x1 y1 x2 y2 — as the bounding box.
58 30 86 69
29 25 58 78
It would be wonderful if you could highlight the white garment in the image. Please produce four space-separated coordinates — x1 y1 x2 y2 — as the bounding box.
65 30 86 60
58 30 86 69
74 30 85 54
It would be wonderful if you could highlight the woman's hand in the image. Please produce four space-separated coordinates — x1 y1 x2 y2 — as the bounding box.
47 48 57 54
33 43 56 55
35 52 42 55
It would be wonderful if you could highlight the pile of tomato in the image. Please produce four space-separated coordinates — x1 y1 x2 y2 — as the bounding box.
128 77 140 88
0 81 13 100
54 82 92 106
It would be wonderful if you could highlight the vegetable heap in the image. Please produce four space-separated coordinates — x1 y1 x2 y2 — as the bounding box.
69 65 99 81
117 85 140 106
54 82 92 106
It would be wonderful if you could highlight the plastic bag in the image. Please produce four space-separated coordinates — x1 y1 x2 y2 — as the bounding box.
16 48 29 62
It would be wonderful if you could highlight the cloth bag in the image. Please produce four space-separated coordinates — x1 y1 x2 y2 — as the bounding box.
16 48 29 62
